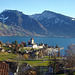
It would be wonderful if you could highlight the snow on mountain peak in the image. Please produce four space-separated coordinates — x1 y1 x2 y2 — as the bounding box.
0 14 9 23
72 18 75 20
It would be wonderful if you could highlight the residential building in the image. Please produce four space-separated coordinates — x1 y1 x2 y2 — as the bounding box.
0 61 9 75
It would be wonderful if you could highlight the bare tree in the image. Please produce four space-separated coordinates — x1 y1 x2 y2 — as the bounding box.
60 44 75 74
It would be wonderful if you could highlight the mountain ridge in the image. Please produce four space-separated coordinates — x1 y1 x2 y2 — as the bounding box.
0 10 47 36
0 9 75 37
31 10 75 37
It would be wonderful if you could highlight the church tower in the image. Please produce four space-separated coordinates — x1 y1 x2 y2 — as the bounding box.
30 38 34 44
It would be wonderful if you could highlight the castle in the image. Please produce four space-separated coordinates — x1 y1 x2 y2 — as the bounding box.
27 38 44 49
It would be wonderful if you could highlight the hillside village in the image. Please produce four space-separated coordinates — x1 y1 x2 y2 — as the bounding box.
0 0 75 75
0 38 75 75
0 38 66 75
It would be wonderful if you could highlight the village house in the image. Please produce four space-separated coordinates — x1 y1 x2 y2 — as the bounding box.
0 61 9 75
0 48 5 52
47 46 64 56
0 44 1 48
8 44 12 48
0 61 18 75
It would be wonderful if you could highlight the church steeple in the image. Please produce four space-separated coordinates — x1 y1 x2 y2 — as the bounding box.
30 38 34 44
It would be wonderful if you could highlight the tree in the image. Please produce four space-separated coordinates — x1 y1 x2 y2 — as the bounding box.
20 43 24 47
0 41 3 47
35 51 39 59
39 42 43 46
58 49 60 57
39 50 43 58
15 54 25 75
65 50 75 68
11 43 20 53
31 48 34 50
15 40 18 45
11 44 16 53
15 44 20 52
60 44 75 75
53 53 56 74
15 54 37 75
48 52 57 74
23 54 29 60
55 44 60 48
21 41 27 47
6 42 10 46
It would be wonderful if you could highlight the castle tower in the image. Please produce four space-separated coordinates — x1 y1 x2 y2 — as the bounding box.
30 38 34 44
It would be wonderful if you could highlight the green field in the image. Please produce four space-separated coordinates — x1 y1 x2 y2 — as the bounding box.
0 53 68 74
0 52 16 61
0 53 50 66
0 53 62 66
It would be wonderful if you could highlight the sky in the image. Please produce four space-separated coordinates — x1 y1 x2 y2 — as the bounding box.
0 0 75 17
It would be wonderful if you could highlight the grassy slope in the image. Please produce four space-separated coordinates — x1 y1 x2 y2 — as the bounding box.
0 53 49 66
0 53 67 74
0 53 61 66
0 52 16 61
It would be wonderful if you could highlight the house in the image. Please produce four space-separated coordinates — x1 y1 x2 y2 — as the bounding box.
0 48 5 52
8 61 36 75
0 44 1 48
0 61 18 75
0 61 9 75
19 63 37 75
7 50 12 53
8 45 12 48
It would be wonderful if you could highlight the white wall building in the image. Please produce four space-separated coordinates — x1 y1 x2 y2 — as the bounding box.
27 38 44 49
32 43 37 48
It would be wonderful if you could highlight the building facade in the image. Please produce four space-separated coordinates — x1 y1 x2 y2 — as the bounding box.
0 61 9 75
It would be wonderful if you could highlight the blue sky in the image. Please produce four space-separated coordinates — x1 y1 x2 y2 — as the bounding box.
0 0 75 17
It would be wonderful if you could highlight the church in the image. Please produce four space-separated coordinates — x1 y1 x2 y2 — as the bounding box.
27 38 37 48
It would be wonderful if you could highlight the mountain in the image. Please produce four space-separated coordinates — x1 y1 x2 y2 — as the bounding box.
31 10 75 37
0 10 47 36
0 9 75 37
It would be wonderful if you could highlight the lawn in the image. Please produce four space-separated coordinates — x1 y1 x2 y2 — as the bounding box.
0 53 50 67
0 53 61 67
25 56 53 66
0 53 62 69
0 53 65 74
3 47 11 50
0 52 16 61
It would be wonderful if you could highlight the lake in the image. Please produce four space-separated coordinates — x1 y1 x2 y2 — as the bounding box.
0 36 75 55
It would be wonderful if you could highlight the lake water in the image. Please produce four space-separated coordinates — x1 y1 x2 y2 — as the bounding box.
0 36 75 55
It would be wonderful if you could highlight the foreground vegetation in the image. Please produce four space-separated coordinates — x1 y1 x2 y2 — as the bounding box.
0 40 75 75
